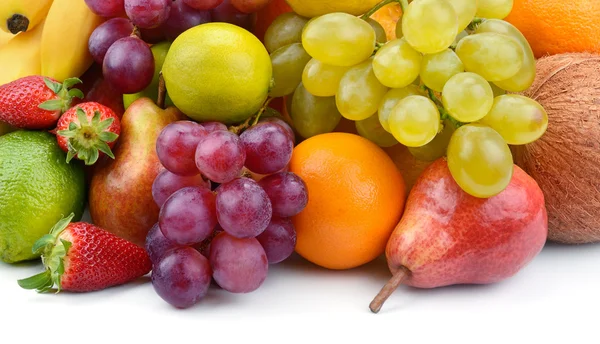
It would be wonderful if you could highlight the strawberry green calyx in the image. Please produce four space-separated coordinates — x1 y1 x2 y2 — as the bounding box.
38 77 84 113
17 213 75 293
57 108 119 166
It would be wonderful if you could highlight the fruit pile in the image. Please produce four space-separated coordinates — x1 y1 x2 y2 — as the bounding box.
0 0 598 315
266 0 549 199
148 118 306 308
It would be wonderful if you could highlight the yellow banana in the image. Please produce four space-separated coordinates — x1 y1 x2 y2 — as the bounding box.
41 0 104 82
0 30 13 49
0 0 53 34
0 18 45 85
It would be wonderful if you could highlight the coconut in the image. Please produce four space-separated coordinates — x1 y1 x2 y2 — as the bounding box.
513 53 600 244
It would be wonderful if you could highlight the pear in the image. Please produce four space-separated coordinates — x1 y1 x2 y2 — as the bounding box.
370 158 548 313
89 97 185 246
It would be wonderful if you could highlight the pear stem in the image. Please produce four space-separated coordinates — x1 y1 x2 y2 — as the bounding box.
157 72 166 109
369 266 410 314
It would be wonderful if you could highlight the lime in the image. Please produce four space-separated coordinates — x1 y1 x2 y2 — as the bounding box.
124 41 174 109
0 131 86 263
162 23 272 124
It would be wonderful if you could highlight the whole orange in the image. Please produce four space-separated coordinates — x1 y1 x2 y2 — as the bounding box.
289 133 406 270
505 0 600 58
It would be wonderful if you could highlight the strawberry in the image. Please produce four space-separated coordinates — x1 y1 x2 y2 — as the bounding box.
0 76 83 129
56 102 121 165
18 214 152 293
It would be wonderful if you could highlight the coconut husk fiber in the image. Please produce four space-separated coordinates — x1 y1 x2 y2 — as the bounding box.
513 53 600 244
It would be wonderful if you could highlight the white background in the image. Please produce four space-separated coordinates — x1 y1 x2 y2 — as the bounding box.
0 239 599 343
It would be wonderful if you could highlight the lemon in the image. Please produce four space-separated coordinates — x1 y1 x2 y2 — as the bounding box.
286 0 383 18
162 23 272 124
0 131 86 263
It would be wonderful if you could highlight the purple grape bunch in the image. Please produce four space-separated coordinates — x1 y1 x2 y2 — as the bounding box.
147 118 308 309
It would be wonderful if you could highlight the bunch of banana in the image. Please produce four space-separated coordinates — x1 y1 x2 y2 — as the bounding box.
0 0 104 85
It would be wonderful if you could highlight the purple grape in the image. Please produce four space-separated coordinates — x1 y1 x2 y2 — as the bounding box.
259 117 296 144
85 0 125 17
152 169 210 207
216 177 272 238
103 36 154 94
184 0 223 10
152 247 212 309
159 186 217 245
162 0 211 41
156 121 208 176
124 0 171 29
88 18 134 65
240 122 294 175
211 0 257 32
256 217 296 264
209 232 268 293
139 27 166 43
201 121 228 133
258 172 308 217
195 130 246 184
194 225 223 257
145 223 181 263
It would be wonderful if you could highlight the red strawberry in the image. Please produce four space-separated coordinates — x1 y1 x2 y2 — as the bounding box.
18 214 152 293
56 102 121 165
0 76 83 129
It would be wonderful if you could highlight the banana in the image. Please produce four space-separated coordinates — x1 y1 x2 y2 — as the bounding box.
0 0 53 34
0 19 45 85
0 30 13 49
41 0 104 82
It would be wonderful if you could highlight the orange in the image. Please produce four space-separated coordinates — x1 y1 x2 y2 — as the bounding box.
505 0 600 58
290 133 406 270
371 3 402 40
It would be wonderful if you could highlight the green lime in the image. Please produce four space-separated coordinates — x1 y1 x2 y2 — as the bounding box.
0 131 86 263
124 41 174 109
163 23 273 124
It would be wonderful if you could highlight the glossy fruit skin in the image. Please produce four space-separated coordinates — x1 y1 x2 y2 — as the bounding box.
506 0 600 58
258 172 308 218
386 158 547 288
124 0 171 29
240 122 293 175
145 223 180 263
151 247 211 309
0 75 75 129
257 217 296 264
263 12 308 53
58 222 152 292
103 37 155 94
89 98 185 246
195 130 246 183
290 83 341 139
88 18 134 65
85 0 125 17
290 133 406 270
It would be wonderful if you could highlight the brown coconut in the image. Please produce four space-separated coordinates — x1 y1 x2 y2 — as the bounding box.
513 53 600 244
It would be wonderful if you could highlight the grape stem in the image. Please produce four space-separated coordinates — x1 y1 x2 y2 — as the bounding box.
157 72 166 109
361 0 407 20
467 17 485 32
228 97 275 135
131 26 141 39
423 85 463 129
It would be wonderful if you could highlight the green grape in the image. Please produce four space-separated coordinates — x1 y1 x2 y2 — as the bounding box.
264 12 310 54
395 17 403 39
269 43 312 98
388 95 440 147
456 32 523 81
442 72 494 123
402 0 458 54
302 13 376 67
476 19 536 92
336 58 389 121
356 113 399 148
420 49 464 92
373 38 422 88
408 119 456 161
453 30 469 46
291 83 342 139
378 85 422 133
489 82 506 97
478 94 548 145
447 124 513 198
302 58 351 97
476 0 514 19
365 18 387 44
446 0 478 31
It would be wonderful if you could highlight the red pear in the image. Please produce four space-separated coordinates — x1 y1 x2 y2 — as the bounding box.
370 158 548 313
89 98 185 246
